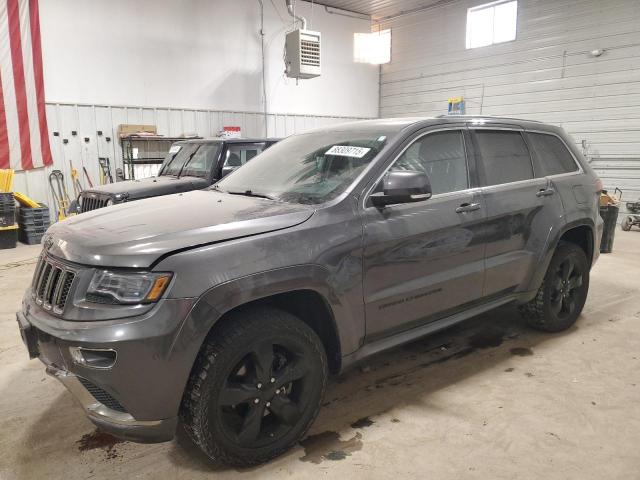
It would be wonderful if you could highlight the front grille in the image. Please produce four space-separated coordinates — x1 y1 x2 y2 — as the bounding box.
78 377 127 413
80 193 111 213
31 256 76 314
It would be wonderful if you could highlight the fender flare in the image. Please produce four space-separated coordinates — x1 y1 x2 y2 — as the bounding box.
525 219 596 296
167 264 362 386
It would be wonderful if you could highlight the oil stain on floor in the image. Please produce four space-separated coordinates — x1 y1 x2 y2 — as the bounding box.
510 347 534 356
350 416 375 429
76 429 125 460
299 431 363 464
467 328 506 349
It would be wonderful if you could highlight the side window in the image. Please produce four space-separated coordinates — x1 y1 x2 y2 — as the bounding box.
223 143 266 168
390 130 468 195
474 130 533 186
527 132 578 176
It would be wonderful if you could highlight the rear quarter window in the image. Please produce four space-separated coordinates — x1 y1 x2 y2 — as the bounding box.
473 130 533 186
527 132 579 176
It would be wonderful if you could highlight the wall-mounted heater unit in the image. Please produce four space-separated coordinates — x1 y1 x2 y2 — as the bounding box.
285 29 321 80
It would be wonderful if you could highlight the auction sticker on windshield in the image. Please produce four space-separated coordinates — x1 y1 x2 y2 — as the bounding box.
325 145 371 158
169 145 182 153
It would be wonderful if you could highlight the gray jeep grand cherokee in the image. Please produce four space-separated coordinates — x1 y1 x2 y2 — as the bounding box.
17 116 603 466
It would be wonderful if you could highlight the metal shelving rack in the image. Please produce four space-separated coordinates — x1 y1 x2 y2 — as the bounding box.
120 135 196 180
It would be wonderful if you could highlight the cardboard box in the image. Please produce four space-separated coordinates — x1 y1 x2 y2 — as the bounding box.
118 124 157 137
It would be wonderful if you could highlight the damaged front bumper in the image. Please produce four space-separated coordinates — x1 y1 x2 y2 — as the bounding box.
16 293 196 443
45 364 177 443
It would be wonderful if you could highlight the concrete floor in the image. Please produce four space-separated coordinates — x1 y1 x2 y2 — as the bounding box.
1 231 639 479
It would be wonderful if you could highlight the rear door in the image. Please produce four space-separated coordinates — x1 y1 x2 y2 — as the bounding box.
362 127 487 340
525 130 587 219
470 127 564 297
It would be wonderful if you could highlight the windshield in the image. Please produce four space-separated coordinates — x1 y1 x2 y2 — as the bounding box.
159 144 196 176
181 144 221 178
159 143 221 178
215 129 395 205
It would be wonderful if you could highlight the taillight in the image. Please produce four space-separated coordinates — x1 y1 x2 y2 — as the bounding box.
595 178 603 193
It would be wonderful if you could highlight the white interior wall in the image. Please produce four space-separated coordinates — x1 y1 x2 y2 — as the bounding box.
380 0 640 209
39 0 379 118
14 0 379 213
34 102 366 199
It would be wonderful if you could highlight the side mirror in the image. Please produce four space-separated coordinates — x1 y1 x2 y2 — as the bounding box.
221 165 238 178
370 170 432 207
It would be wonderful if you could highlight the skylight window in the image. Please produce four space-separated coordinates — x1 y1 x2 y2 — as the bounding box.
466 0 517 49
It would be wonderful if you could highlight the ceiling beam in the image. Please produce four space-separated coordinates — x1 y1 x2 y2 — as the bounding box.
300 1 371 18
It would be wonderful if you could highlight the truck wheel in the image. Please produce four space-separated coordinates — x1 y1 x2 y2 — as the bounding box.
519 242 589 332
621 216 632 231
180 306 328 467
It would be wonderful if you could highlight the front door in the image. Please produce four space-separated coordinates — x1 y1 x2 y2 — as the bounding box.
362 128 486 341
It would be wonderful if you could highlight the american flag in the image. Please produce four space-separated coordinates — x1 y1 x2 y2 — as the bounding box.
0 0 53 171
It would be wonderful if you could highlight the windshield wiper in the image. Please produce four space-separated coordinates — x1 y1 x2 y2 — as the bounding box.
226 189 277 201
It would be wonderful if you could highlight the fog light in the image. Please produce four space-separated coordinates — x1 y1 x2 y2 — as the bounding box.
69 346 84 365
69 347 117 369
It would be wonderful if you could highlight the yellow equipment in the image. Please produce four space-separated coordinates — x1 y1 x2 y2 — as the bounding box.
49 170 74 221
13 191 41 208
0 169 14 192
70 160 83 197
1 169 42 209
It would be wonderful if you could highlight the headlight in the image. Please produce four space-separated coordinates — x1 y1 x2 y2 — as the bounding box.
87 271 172 304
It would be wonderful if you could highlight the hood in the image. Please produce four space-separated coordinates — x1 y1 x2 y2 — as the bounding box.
84 176 203 200
46 190 314 268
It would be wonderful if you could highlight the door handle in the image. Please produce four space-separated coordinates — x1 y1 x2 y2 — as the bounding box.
456 202 481 213
536 188 555 197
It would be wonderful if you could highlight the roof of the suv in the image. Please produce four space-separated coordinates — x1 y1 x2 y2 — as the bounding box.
305 116 556 135
175 137 280 145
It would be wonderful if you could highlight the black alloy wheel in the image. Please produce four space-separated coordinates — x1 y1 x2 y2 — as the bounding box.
520 242 590 332
181 306 327 466
216 339 315 448
549 255 584 320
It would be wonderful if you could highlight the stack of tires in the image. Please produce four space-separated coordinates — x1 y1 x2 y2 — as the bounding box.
18 204 50 245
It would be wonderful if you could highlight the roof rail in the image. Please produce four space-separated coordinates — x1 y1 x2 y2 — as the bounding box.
435 114 543 123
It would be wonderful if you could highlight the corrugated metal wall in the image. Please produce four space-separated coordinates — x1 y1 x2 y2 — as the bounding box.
380 0 640 214
12 103 369 215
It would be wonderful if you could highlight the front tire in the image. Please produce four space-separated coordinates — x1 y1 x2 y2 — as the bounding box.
621 216 632 231
180 306 328 467
520 242 590 332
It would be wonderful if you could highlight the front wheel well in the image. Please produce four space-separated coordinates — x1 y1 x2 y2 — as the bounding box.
558 225 594 265
212 290 342 374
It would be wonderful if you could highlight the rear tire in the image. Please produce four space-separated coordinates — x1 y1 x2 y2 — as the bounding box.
520 242 589 332
180 306 327 467
621 216 632 231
